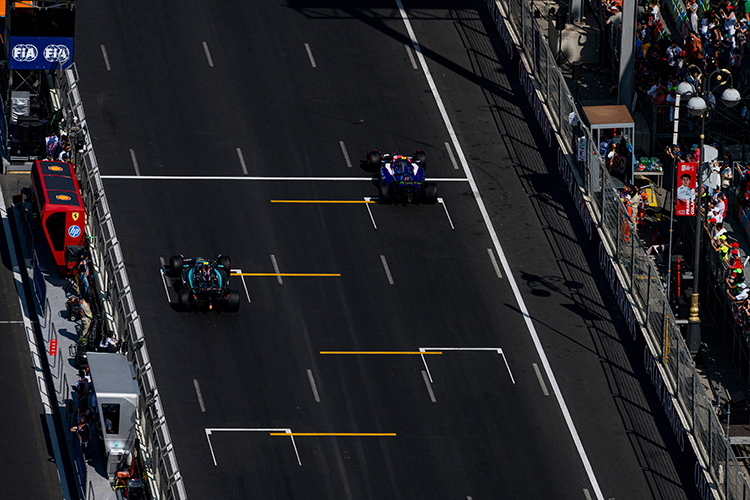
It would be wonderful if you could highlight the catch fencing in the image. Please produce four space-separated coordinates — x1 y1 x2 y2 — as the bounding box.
488 0 750 497
54 66 186 499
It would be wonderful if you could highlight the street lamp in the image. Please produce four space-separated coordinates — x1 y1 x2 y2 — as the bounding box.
677 66 741 353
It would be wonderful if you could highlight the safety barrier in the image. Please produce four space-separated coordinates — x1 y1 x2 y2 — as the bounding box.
54 67 186 499
486 0 748 498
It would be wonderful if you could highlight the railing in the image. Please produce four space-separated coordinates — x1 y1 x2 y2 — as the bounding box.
487 0 750 497
54 66 186 499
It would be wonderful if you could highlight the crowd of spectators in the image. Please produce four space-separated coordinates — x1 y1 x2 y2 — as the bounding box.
601 0 750 123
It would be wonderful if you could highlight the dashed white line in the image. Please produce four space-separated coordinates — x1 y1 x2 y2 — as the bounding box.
202 41 214 67
339 141 353 168
100 44 111 71
487 248 503 278
129 149 141 176
194 379 206 412
270 255 283 285
437 198 454 229
445 142 459 170
583 489 592 500
405 44 418 69
236 148 248 175
159 257 171 302
0 320 24 324
306 369 320 402
304 43 317 68
533 363 549 396
397 3 603 498
380 255 394 285
421 370 436 402
364 197 377 228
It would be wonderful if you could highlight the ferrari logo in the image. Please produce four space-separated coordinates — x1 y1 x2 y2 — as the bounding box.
72 212 79 221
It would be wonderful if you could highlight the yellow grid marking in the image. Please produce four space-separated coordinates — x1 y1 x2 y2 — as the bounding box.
231 273 340 277
319 351 442 355
271 200 376 204
270 432 396 437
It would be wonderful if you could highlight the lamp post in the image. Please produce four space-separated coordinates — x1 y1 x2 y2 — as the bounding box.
677 67 741 354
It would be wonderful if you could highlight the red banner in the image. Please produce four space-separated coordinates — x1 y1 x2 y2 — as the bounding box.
676 162 698 216
50 338 57 357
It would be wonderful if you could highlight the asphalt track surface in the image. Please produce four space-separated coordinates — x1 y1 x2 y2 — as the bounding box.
0 176 66 499
73 1 699 499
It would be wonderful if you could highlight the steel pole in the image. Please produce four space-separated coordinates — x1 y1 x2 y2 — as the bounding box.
686 107 704 354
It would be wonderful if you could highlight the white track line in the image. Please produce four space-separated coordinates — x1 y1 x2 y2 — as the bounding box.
100 175 469 182
380 255 394 285
364 197 377 229
202 41 214 67
304 43 317 68
437 198 454 229
421 370 437 402
396 3 603 498
0 189 71 500
236 148 248 175
533 363 549 396
129 149 141 176
194 379 206 412
405 44 418 69
159 270 171 302
232 268 252 303
205 428 300 466
270 255 283 285
445 142 459 170
583 489 592 500
306 369 321 402
339 141 353 168
487 248 503 278
100 44 111 71
0 320 24 324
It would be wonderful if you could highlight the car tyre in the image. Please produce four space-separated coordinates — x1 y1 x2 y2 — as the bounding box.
413 150 426 168
178 290 191 311
169 255 183 277
225 290 241 312
218 255 231 270
378 183 392 204
365 150 381 172
422 183 438 204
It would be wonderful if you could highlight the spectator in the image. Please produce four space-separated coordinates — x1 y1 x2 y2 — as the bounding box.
70 416 91 463
667 40 682 67
688 0 700 32
98 331 118 353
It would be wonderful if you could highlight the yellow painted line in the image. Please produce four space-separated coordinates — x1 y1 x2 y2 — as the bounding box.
319 351 442 355
231 273 340 277
270 432 396 437
271 200 376 204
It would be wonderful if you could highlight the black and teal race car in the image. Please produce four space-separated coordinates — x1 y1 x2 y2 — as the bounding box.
168 255 240 312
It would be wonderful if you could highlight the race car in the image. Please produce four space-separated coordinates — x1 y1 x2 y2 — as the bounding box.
168 255 240 312
362 150 438 204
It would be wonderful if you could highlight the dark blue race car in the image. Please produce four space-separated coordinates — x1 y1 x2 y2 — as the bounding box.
362 150 438 204
168 255 240 312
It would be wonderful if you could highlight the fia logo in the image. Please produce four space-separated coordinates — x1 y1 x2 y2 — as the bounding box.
44 44 70 63
12 44 38 62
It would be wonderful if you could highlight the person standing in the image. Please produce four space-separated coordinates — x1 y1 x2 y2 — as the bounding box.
80 298 93 342
70 416 91 463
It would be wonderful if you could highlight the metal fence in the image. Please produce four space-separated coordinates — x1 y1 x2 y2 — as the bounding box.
54 66 186 500
490 0 750 497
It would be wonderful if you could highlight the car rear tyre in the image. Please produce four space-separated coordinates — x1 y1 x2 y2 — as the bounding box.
365 150 381 172
169 255 183 277
378 183 392 204
218 255 231 269
178 290 191 311
413 150 426 168
422 183 438 204
225 290 241 312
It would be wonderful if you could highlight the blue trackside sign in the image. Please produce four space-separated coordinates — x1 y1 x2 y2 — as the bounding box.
9 36 74 70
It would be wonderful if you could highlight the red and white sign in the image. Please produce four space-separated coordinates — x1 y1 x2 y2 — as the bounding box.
676 162 698 216
50 338 57 357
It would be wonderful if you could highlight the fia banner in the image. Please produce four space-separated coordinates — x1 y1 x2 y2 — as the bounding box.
9 36 74 70
676 162 698 216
